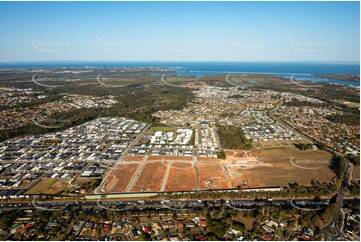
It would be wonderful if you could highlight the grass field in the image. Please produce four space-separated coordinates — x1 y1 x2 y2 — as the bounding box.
26 178 70 195
150 126 177 132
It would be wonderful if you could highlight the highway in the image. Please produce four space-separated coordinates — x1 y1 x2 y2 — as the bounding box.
324 160 352 241
0 197 344 211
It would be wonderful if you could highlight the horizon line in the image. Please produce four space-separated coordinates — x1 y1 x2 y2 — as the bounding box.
0 60 360 64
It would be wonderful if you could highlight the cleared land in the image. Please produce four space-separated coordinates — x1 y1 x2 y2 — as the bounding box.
26 178 70 195
149 126 177 132
352 166 360 182
197 163 228 190
148 155 193 161
229 148 333 188
124 155 144 161
101 148 335 193
165 163 195 192
131 162 167 192
253 140 299 150
104 164 139 193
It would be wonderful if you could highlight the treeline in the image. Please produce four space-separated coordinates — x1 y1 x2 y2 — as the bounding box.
295 143 313 151
329 155 348 179
1 83 194 141
217 126 252 150
157 182 337 200
284 100 328 108
326 113 360 125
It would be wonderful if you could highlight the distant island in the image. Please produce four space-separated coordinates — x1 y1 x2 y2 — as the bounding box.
315 74 360 82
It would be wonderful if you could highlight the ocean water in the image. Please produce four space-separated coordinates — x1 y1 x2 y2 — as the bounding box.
0 61 359 86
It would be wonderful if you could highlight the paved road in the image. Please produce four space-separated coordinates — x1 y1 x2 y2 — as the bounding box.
95 125 150 194
324 161 351 241
0 197 349 211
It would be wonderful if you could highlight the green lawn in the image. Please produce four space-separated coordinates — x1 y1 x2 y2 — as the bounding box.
150 126 177 132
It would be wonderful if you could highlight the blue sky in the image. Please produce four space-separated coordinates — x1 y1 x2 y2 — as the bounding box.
0 1 359 62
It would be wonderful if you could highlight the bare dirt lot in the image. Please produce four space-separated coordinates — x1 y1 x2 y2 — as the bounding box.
132 162 167 192
147 155 193 161
100 148 336 193
197 163 228 190
165 163 195 192
230 148 334 188
104 164 139 193
26 178 70 195
124 155 144 162
352 166 360 182
197 157 221 162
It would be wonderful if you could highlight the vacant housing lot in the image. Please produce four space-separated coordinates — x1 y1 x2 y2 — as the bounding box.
165 163 195 191
104 164 139 193
27 178 70 195
100 147 335 193
132 162 167 192
197 163 228 190
237 148 334 188
124 155 144 162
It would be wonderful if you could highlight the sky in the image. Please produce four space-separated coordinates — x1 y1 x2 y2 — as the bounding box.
0 1 359 62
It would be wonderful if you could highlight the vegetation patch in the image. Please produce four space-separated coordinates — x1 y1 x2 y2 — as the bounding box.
217 126 252 150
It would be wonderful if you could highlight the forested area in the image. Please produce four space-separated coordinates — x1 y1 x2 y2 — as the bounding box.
0 82 194 141
217 126 253 150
